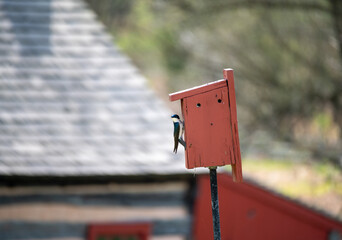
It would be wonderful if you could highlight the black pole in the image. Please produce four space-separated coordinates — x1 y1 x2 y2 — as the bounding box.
209 167 221 240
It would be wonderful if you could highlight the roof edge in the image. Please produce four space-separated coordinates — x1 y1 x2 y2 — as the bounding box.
169 68 234 102
0 173 199 186
169 79 227 102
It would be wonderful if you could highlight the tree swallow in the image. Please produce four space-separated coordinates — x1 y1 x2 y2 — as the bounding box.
171 114 183 153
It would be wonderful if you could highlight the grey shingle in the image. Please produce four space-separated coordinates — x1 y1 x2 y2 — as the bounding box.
0 0 187 176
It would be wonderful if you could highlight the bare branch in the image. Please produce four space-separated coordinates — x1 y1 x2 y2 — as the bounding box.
200 1 330 14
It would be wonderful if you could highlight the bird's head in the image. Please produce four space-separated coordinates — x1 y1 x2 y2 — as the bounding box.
171 114 180 123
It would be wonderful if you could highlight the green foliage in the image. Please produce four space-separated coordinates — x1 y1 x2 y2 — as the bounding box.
313 112 333 132
157 28 189 73
243 158 342 197
243 158 295 171
85 0 342 161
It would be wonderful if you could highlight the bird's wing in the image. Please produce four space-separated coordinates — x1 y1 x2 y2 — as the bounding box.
173 123 180 153
180 121 184 138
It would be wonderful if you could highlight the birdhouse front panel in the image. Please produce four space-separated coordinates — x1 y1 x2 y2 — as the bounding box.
170 69 243 182
182 86 234 169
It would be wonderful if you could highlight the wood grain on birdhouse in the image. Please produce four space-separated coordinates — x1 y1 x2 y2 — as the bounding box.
169 69 243 182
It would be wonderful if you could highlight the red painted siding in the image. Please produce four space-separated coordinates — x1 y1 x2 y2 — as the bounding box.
194 173 342 240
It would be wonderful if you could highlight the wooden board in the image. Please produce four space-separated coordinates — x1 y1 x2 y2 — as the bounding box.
169 79 227 102
182 86 233 169
224 69 243 182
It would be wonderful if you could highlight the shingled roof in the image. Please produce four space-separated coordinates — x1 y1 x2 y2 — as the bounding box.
0 0 186 177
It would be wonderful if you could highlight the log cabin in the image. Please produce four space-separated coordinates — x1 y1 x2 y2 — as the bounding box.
0 0 193 239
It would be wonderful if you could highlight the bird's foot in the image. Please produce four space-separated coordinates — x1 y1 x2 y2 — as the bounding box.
178 137 186 150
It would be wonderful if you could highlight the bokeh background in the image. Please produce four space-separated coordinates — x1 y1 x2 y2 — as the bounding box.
86 0 342 218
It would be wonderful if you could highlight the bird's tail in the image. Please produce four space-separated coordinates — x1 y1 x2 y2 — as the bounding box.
173 138 178 153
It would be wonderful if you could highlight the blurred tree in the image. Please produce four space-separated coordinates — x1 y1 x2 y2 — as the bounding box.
173 0 342 136
86 0 342 164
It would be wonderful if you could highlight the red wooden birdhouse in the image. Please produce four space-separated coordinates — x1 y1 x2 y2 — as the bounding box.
169 69 243 182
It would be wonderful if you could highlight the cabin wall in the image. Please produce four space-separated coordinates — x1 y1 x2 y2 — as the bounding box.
0 180 194 240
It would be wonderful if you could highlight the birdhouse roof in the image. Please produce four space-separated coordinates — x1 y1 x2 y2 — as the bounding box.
169 79 228 102
0 0 189 178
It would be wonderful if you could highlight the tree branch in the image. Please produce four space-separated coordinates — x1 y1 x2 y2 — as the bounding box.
199 1 330 14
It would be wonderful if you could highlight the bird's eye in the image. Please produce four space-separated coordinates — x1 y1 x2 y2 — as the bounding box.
197 103 201 107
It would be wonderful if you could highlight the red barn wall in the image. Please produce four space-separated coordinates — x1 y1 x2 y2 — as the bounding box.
194 173 342 240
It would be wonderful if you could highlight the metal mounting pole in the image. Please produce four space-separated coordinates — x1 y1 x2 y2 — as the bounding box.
209 167 221 240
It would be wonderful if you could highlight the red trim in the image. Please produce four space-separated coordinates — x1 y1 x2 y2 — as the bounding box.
88 223 151 240
224 69 243 182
